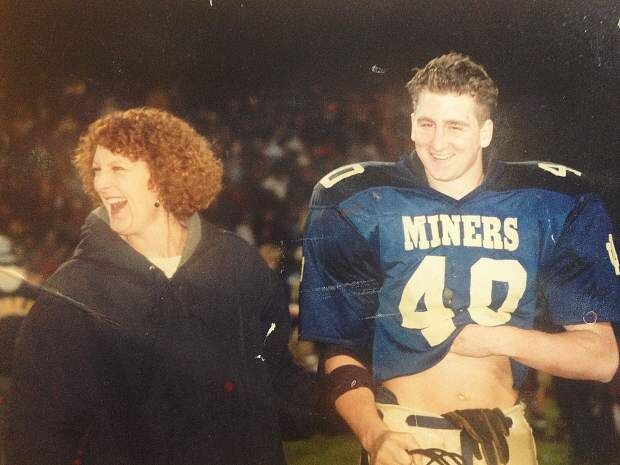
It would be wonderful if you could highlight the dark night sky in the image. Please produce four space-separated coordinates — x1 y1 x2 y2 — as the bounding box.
2 0 619 178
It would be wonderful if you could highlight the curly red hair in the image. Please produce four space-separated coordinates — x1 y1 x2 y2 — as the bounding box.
73 107 223 219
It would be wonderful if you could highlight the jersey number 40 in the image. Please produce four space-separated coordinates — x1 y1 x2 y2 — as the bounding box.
399 256 527 346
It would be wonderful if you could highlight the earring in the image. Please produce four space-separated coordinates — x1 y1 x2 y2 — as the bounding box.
154 200 160 208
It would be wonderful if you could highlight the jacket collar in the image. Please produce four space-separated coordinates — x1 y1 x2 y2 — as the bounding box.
76 208 203 274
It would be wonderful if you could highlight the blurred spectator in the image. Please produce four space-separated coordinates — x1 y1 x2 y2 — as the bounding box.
0 235 38 306
0 235 38 465
259 243 284 274
554 377 619 465
0 235 38 383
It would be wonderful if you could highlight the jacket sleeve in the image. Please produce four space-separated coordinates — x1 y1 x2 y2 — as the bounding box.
5 296 103 465
258 273 292 379
259 271 323 430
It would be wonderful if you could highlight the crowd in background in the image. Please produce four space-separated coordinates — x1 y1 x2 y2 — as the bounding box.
1 77 619 464
0 78 411 283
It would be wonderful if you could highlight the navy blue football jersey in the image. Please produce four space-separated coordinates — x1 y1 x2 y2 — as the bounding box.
299 154 619 387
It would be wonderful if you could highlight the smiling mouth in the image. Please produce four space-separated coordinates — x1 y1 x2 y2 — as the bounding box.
107 199 128 215
431 153 453 160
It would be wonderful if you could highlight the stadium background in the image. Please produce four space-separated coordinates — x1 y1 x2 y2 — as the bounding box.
1 1 618 464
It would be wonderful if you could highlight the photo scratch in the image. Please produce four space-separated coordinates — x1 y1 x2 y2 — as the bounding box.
582 310 598 324
362 312 400 320
299 279 380 296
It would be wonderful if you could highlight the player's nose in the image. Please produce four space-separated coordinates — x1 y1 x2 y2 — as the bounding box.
430 127 447 152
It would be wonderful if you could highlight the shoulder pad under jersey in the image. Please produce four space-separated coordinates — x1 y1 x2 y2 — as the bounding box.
491 160 595 197
309 161 417 208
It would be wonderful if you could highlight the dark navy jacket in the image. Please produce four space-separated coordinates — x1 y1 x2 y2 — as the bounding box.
7 210 309 465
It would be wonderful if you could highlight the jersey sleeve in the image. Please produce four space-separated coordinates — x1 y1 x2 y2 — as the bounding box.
299 205 383 348
540 193 619 325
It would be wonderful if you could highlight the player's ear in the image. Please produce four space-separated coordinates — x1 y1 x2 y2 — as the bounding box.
480 119 493 148
410 112 416 142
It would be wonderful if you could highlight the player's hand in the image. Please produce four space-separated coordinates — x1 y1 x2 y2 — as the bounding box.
367 430 423 465
442 408 512 465
450 324 501 358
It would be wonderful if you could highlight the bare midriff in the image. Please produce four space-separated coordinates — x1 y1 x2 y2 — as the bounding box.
382 352 518 414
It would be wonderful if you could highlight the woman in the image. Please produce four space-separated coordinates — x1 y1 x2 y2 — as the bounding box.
6 108 302 465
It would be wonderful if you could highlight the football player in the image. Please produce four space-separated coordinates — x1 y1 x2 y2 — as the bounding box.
299 52 619 465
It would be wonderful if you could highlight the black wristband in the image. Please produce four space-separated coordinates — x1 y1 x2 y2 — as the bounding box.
326 364 373 406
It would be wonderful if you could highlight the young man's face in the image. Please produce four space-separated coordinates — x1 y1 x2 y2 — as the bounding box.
411 90 493 198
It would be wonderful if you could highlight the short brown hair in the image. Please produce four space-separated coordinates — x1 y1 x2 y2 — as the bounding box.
406 52 498 120
73 107 223 219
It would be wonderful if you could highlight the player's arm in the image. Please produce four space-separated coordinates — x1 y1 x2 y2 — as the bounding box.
516 322 618 381
324 350 422 465
299 183 421 464
454 190 619 382
451 322 618 382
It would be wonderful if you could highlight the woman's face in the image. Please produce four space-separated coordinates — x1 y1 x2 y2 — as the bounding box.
92 145 161 239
